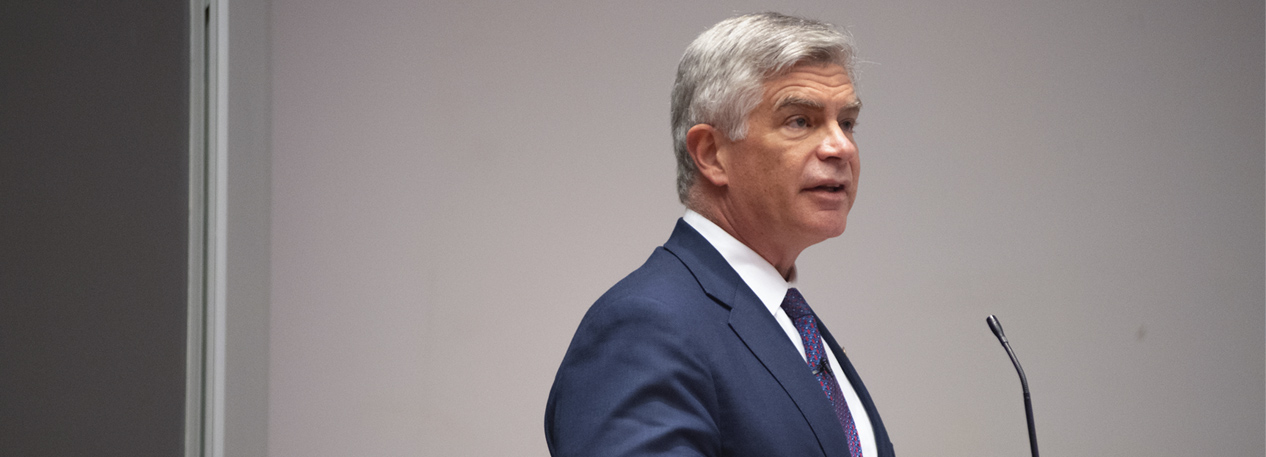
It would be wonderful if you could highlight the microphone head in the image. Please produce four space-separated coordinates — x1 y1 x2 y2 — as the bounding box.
986 315 1008 343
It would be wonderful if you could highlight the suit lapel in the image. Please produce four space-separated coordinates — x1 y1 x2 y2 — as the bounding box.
663 220 854 457
820 322 894 457
727 296 855 457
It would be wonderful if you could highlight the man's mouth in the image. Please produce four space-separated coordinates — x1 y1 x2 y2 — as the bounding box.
809 184 846 193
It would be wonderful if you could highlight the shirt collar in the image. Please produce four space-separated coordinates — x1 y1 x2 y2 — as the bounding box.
682 209 793 315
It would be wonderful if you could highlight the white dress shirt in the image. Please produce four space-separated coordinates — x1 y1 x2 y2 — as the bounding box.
683 210 877 457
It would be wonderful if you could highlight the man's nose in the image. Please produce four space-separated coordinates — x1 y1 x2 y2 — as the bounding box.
817 123 857 160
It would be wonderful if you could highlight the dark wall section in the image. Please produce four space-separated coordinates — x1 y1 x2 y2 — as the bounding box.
0 1 190 456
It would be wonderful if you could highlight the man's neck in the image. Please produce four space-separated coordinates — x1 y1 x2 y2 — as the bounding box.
685 204 800 280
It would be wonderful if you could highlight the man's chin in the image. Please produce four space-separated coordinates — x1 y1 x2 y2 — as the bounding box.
802 216 848 243
823 222 848 239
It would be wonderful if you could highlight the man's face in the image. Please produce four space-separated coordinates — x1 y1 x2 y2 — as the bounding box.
716 63 861 256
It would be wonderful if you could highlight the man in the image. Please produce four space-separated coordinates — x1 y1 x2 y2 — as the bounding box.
545 12 894 457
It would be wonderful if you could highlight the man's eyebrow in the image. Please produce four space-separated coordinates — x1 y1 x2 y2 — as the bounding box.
773 95 823 111
772 96 863 113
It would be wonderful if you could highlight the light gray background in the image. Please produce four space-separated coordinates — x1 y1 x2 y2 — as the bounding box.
268 1 1264 456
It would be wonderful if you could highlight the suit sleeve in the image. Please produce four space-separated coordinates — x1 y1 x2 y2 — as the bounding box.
545 294 720 457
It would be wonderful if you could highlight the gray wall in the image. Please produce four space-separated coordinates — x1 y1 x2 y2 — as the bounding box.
269 1 1264 456
0 1 190 455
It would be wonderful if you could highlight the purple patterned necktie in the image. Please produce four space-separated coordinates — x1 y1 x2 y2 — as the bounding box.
781 287 863 457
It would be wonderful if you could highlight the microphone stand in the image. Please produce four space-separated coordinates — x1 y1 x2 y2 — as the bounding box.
987 315 1038 457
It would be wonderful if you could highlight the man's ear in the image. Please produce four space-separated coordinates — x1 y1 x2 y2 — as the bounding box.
686 124 729 187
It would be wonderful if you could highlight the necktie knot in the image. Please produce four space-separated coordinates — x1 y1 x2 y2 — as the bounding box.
781 287 814 321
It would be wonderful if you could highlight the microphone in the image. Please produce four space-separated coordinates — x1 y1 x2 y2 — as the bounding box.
986 315 1039 457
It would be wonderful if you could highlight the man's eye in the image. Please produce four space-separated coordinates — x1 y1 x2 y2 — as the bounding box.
788 116 810 128
839 119 857 132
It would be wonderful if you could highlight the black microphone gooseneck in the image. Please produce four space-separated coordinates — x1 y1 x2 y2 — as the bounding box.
986 315 1038 457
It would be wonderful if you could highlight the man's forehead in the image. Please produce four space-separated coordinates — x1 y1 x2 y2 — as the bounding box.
762 64 857 104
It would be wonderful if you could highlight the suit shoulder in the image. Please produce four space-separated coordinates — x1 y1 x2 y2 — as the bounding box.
583 246 717 322
546 248 726 456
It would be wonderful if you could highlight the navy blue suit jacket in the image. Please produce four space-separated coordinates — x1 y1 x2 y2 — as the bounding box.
545 220 894 457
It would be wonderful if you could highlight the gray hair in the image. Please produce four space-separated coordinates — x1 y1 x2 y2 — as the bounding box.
670 12 857 204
